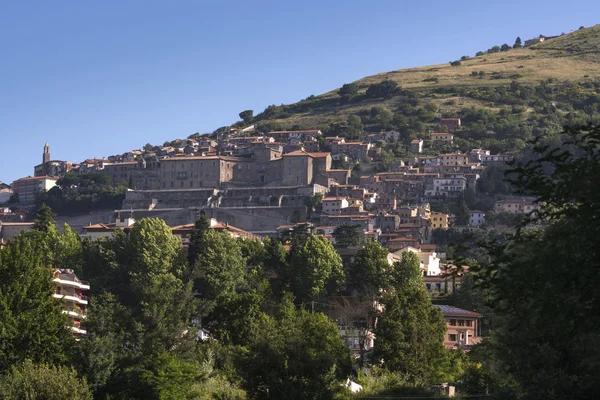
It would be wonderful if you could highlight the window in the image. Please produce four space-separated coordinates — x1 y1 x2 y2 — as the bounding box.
458 320 465 326
212 161 216 167
460 332 465 341
449 319 456 326
448 334 457 342
180 181 184 187
170 182 174 188
189 181 193 187
466 320 473 327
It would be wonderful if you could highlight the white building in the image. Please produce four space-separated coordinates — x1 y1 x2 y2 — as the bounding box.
321 197 349 215
469 211 485 226
391 246 442 276
425 177 467 199
53 269 90 336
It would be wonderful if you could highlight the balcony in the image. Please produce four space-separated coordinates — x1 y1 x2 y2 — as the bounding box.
71 326 87 335
62 307 87 319
52 277 90 290
53 293 88 305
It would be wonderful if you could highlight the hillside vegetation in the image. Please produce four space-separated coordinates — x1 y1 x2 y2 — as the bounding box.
226 25 600 156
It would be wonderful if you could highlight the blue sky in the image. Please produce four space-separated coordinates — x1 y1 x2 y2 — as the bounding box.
1 0 598 183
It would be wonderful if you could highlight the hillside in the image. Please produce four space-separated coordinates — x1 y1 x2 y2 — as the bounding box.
237 25 600 155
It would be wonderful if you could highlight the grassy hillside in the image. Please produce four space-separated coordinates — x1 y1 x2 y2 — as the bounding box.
241 25 600 155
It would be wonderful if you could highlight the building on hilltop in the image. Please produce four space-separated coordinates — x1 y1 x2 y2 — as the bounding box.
52 269 90 337
33 143 73 177
11 176 58 204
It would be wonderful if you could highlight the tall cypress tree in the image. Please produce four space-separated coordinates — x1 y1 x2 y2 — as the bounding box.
373 251 446 385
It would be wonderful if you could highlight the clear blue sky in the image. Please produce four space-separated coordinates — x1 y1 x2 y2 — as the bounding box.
1 0 598 183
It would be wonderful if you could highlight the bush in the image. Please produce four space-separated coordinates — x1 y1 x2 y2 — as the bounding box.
0 361 93 400
450 60 462 67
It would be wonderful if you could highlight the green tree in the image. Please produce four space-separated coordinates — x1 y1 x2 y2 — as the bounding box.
0 360 92 400
513 36 522 48
453 199 470 226
366 80 399 99
338 82 358 97
188 216 212 267
136 351 201 400
33 203 56 232
477 125 600 398
289 235 345 302
0 233 71 372
239 110 254 123
500 43 511 51
332 224 362 248
373 252 446 385
241 300 351 400
192 229 245 299
349 240 390 293
305 193 323 218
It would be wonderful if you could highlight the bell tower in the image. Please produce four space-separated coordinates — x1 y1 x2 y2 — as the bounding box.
43 142 50 164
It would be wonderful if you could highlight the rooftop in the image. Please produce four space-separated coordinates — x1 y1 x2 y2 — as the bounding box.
433 305 482 317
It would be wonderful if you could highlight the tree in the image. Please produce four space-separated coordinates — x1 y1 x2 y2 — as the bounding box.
0 360 92 400
241 300 351 399
0 232 71 373
332 224 362 248
239 109 254 123
192 229 245 299
349 240 390 294
305 193 323 218
500 43 511 52
513 36 522 48
338 82 358 97
289 234 345 302
366 80 399 99
33 203 55 232
143 143 153 151
373 252 446 385
187 216 211 267
453 199 470 226
476 125 600 398
449 60 462 66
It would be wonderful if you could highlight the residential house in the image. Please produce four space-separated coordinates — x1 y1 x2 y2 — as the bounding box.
430 211 449 230
425 177 466 199
433 305 482 349
431 132 454 146
268 130 322 141
469 148 490 163
469 211 485 226
410 139 424 153
322 197 350 215
439 153 470 167
331 141 371 161
439 118 461 131
392 246 441 276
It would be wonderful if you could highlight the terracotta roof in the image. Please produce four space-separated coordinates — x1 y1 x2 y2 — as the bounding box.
13 176 58 182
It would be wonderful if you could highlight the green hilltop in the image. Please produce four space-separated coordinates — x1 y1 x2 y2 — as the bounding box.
229 24 600 156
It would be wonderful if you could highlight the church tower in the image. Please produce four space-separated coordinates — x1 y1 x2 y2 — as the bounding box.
43 142 50 164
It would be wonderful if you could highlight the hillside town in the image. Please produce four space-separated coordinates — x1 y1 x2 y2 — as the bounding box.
0 124 540 359
2 10 599 397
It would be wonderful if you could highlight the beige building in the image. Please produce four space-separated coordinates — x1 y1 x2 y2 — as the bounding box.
439 153 469 167
431 132 454 145
433 305 482 349
281 150 314 186
11 176 58 203
430 212 449 230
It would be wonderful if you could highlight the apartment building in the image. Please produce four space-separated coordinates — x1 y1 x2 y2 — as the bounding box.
53 269 90 337
433 305 482 349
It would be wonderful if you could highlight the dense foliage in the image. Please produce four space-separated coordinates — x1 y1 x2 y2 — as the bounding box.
35 173 128 215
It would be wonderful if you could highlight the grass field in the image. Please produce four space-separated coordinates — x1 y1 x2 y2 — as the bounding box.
259 25 600 128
